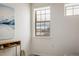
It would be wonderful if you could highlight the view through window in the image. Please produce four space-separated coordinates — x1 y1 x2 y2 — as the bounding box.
64 3 79 16
34 7 50 36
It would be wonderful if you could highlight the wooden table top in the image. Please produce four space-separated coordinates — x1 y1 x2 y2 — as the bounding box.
0 39 20 45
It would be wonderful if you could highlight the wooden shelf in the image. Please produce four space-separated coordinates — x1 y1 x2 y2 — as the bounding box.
0 40 21 50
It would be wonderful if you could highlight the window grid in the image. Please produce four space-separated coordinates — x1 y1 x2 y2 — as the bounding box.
35 7 50 36
65 4 79 16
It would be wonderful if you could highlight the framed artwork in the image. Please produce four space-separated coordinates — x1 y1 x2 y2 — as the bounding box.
0 5 15 40
0 16 15 39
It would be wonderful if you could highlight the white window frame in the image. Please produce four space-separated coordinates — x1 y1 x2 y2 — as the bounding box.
33 6 51 37
64 3 79 16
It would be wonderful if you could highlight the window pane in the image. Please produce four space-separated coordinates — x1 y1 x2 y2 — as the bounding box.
36 23 41 31
41 32 49 36
41 26 44 31
41 25 44 30
46 9 50 13
36 11 40 14
40 32 45 36
66 9 73 15
41 10 46 14
40 22 45 30
41 14 45 21
36 27 41 32
36 26 40 29
66 7 72 9
65 3 74 6
37 15 40 19
41 22 45 26
73 6 79 9
74 8 79 15
45 22 50 31
37 15 40 21
36 23 40 27
37 18 40 21
46 14 50 20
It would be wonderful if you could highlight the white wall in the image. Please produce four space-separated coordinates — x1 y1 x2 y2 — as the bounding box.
31 3 79 56
0 4 14 17
0 3 31 56
14 3 31 55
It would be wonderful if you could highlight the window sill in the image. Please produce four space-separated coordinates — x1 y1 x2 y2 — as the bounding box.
32 36 51 39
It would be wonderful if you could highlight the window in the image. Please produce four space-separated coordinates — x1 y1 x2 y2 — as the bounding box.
34 7 50 36
64 3 79 16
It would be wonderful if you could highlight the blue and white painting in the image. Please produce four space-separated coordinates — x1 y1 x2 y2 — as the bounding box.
0 16 15 29
0 16 15 39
